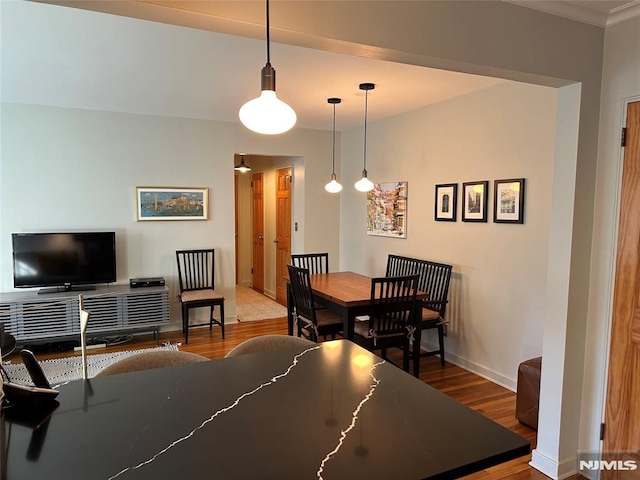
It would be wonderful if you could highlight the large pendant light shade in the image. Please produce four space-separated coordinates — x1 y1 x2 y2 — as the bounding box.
239 0 296 135
355 83 375 192
325 97 343 193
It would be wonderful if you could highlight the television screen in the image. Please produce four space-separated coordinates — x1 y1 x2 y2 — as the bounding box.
12 232 116 292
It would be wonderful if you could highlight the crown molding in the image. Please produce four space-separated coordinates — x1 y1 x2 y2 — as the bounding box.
507 0 640 27
607 1 640 25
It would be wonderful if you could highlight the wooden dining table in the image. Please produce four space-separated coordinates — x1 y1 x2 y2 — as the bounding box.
287 271 427 375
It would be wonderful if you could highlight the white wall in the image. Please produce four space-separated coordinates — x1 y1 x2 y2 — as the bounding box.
0 104 336 328
340 81 558 388
582 15 640 461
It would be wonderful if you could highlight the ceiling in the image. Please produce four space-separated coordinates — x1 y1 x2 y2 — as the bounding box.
2 1 639 132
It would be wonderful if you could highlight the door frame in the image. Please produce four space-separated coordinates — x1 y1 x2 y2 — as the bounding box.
234 155 297 299
601 96 640 451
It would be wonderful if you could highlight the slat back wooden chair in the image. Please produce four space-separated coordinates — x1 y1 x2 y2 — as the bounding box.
386 254 452 367
291 253 329 310
176 249 225 344
287 264 343 342
353 274 420 375
291 253 329 274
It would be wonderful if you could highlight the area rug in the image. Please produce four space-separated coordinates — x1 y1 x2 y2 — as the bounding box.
1 344 179 385
236 286 287 322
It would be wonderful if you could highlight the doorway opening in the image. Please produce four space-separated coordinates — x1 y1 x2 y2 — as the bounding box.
234 154 301 314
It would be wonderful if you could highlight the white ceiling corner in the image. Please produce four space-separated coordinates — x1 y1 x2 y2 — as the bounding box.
507 0 640 27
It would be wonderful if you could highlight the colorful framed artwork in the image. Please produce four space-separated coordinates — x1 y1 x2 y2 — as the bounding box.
366 181 408 238
494 178 525 224
136 187 208 221
435 183 458 221
462 181 488 223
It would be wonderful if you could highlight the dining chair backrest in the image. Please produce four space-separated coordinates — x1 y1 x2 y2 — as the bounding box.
386 254 452 319
224 335 315 358
291 253 329 274
95 350 208 377
287 264 318 324
176 249 216 292
369 274 420 335
386 255 421 277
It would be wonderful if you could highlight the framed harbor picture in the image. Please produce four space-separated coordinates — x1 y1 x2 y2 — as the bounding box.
462 181 488 222
493 178 525 224
136 187 208 221
435 183 457 221
366 181 408 238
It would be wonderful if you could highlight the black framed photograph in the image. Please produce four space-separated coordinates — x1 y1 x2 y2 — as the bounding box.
494 178 525 224
462 181 489 222
434 183 457 221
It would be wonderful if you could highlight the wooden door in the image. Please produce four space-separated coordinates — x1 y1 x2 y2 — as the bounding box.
604 101 640 477
275 167 292 305
252 172 264 293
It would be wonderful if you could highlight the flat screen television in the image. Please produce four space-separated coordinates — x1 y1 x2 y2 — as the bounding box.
12 232 117 294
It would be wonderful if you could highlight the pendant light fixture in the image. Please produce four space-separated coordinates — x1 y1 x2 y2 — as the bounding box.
354 83 375 192
325 97 343 193
238 0 296 135
234 154 251 173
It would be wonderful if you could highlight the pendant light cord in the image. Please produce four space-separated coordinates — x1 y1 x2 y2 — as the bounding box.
363 88 369 171
266 0 271 65
332 103 337 174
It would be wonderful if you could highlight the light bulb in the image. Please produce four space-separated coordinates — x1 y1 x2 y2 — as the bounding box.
355 175 374 192
325 179 343 193
239 90 296 135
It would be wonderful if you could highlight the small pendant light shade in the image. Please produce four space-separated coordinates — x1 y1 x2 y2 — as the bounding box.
239 0 296 135
325 98 343 193
234 154 251 173
355 83 375 192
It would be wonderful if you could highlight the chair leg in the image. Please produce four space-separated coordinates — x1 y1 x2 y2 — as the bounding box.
403 340 411 374
413 328 422 377
220 301 225 339
209 306 214 331
437 324 445 368
182 304 190 344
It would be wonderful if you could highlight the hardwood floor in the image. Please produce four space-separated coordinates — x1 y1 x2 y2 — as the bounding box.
5 317 578 480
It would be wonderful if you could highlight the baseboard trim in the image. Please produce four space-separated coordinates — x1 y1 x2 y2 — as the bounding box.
437 348 517 392
530 449 578 480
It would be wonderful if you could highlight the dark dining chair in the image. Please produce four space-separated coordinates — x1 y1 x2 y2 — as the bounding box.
291 253 329 274
287 264 343 342
386 255 452 367
176 249 225 344
291 253 329 311
353 274 420 375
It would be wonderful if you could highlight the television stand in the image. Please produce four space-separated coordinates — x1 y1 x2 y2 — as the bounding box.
37 285 97 295
0 285 169 343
